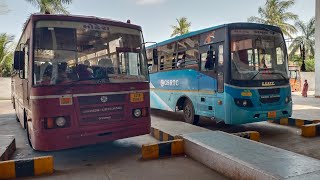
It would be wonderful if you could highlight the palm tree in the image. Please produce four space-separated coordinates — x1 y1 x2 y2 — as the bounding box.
25 0 72 14
248 0 298 38
0 33 14 77
289 17 315 59
171 17 191 37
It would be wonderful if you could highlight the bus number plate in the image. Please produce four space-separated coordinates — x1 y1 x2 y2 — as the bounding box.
268 111 276 118
130 93 144 102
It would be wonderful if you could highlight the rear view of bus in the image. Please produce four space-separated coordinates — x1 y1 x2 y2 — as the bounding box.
12 14 150 151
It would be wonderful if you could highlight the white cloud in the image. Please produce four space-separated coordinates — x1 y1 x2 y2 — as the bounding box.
135 0 166 5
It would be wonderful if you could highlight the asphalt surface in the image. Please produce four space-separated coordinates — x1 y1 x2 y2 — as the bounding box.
152 94 320 160
0 100 227 180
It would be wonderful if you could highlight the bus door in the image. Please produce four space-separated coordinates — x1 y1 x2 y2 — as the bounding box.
197 44 218 117
23 41 30 109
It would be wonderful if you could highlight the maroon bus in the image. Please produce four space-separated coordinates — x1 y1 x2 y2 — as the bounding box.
11 14 150 151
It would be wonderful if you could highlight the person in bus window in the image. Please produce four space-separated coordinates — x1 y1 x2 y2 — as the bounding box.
177 54 185 68
259 49 268 69
205 49 215 70
57 62 69 84
41 65 52 85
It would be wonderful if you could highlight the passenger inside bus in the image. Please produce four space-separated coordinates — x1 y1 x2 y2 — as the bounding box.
259 49 268 69
41 65 53 85
205 46 215 70
78 64 93 80
56 62 69 84
177 54 185 68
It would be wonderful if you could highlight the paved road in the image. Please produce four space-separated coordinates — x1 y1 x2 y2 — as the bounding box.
0 100 227 180
151 94 320 160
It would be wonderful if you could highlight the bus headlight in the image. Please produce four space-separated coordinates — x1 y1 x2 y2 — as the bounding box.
285 96 292 104
55 117 67 127
133 109 142 118
243 100 248 106
234 98 253 107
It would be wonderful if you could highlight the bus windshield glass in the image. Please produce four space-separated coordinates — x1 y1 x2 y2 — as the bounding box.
33 21 148 86
230 29 288 81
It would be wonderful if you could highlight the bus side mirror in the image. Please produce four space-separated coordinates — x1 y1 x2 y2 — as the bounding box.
153 49 158 65
13 51 24 70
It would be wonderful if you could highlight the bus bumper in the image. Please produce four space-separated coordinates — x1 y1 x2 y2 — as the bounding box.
227 102 292 125
31 120 150 151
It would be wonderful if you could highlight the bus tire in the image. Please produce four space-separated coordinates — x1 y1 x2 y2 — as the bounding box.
16 114 20 122
26 120 33 149
183 99 199 125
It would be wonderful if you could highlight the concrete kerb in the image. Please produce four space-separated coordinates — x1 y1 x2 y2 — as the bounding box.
0 156 54 179
301 123 320 137
0 136 16 161
269 117 320 128
141 139 184 160
269 118 320 137
150 126 260 142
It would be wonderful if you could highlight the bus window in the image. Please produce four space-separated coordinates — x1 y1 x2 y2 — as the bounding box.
184 49 199 69
201 45 216 71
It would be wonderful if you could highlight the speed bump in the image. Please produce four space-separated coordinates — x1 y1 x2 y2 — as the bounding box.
142 139 184 160
0 156 53 179
301 123 320 137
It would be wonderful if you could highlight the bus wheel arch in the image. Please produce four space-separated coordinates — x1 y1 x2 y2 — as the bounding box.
177 96 200 125
24 109 34 149
176 95 190 111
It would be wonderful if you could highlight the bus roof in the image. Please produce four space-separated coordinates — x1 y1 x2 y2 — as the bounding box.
147 22 282 49
22 13 142 32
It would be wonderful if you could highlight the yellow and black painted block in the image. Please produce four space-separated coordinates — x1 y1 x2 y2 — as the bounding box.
150 127 177 141
232 131 260 141
270 118 315 128
0 156 53 179
301 123 320 137
142 139 184 160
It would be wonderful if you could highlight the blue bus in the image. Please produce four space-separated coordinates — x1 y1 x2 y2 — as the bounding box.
146 23 292 125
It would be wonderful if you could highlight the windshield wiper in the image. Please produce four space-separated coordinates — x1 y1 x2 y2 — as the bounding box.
250 71 260 80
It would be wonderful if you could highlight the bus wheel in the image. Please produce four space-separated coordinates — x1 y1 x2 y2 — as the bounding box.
26 120 33 149
183 99 199 125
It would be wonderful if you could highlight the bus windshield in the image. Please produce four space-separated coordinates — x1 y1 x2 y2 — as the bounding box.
230 29 288 81
33 21 148 86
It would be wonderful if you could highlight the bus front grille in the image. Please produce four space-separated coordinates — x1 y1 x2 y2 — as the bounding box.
258 88 280 95
260 97 280 104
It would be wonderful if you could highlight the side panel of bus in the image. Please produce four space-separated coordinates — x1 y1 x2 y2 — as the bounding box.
12 20 33 129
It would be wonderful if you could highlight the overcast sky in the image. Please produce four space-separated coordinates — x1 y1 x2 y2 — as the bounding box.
0 0 316 42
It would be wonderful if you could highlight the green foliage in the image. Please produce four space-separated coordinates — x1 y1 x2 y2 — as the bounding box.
305 58 315 72
25 0 72 14
0 33 14 77
289 55 315 72
171 17 191 37
248 0 298 38
288 17 315 59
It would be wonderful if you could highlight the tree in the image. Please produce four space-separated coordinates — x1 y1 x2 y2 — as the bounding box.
248 0 298 38
288 17 315 60
0 33 14 77
171 17 191 37
25 0 72 14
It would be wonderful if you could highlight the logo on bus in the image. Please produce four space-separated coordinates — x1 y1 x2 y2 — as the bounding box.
262 82 275 87
160 80 179 87
100 96 108 103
